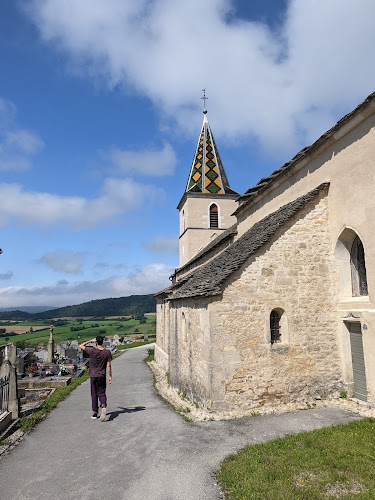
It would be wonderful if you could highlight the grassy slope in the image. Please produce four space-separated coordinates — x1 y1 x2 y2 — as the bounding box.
0 316 156 346
218 417 375 499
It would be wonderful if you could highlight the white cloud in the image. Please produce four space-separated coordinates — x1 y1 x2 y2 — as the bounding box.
109 143 177 177
0 263 173 307
38 250 86 274
141 234 179 254
0 272 13 281
0 98 44 170
25 0 375 156
94 262 127 270
0 177 165 228
5 129 44 155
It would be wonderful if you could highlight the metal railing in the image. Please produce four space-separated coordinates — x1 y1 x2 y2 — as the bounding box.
0 373 10 414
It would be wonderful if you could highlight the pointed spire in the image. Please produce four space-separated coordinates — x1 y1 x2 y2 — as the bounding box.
185 91 234 194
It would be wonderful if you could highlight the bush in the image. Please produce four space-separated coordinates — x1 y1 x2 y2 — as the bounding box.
146 348 154 362
16 340 26 350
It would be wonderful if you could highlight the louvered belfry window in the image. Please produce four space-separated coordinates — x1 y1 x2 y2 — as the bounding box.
350 235 368 296
270 310 281 344
210 204 218 228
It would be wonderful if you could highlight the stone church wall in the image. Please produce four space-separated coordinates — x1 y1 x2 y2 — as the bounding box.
207 192 344 413
156 299 212 402
155 301 170 372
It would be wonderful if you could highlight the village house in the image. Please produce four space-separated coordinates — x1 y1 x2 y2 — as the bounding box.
155 92 375 415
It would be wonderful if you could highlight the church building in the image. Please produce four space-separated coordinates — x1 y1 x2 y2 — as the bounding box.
155 92 375 415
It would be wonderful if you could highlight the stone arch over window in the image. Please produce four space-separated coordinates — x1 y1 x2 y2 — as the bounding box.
270 308 285 344
335 228 368 298
209 203 219 228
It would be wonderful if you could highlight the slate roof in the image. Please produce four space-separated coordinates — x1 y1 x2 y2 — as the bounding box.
175 223 238 276
156 183 329 300
236 91 375 214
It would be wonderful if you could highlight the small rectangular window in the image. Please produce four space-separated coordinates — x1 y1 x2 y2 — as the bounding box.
270 310 281 344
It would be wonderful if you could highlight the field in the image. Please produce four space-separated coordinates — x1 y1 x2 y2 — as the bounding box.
1 325 50 334
0 315 156 347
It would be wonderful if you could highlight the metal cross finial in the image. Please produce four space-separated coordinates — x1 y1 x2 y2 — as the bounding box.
201 89 208 114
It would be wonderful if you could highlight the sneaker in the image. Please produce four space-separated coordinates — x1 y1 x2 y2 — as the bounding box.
99 406 106 422
91 413 98 419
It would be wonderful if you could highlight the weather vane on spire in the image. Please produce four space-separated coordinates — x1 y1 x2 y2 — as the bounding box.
201 89 208 114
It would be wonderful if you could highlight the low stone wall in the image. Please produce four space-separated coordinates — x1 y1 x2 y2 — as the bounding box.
18 377 71 389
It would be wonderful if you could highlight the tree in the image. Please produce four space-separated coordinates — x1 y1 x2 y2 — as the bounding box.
16 340 26 350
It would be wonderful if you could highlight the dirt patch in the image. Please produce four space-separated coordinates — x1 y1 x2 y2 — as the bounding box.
324 481 368 498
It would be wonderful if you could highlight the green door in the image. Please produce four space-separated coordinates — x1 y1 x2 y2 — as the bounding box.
349 322 367 401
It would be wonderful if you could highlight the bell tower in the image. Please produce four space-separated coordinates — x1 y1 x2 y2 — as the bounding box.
177 91 238 267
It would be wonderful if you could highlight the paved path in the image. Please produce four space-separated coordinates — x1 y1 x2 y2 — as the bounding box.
0 345 360 500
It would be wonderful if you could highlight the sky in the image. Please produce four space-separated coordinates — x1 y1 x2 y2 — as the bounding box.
0 0 374 308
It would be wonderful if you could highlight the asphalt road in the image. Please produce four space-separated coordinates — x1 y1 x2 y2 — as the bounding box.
0 345 360 500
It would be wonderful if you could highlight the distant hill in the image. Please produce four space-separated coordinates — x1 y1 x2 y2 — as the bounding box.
0 306 57 314
0 294 156 320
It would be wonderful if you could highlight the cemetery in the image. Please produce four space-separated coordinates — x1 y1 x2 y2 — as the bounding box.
0 327 137 439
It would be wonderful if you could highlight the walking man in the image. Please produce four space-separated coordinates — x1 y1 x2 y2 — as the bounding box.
79 336 112 421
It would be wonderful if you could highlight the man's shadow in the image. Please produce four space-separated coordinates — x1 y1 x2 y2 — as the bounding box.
106 406 146 421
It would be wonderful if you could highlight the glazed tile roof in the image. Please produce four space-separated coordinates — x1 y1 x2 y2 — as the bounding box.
186 113 237 195
156 183 329 300
236 91 375 214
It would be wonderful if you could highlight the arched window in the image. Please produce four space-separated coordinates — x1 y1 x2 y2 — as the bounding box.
181 311 187 342
270 310 282 344
209 204 218 228
350 236 368 296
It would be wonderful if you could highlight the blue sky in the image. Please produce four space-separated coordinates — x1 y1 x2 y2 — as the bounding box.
0 0 374 308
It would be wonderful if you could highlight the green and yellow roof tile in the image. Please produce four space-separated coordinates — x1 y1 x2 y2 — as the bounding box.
186 113 235 195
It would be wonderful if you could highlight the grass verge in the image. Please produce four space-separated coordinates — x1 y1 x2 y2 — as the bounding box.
117 341 154 350
18 370 90 432
217 417 375 499
145 348 154 363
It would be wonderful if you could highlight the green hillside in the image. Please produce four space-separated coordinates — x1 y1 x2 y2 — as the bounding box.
0 294 156 320
0 316 156 348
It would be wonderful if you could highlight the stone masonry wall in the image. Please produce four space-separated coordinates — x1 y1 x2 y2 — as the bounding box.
207 193 344 413
155 301 170 373
166 299 212 403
